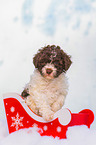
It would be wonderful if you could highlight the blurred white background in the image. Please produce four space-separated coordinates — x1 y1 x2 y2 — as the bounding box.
0 0 96 128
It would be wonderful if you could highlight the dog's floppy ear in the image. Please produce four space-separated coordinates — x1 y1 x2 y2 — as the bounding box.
33 49 43 68
33 52 40 68
62 51 72 72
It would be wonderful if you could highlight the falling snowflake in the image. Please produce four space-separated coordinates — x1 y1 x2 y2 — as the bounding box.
50 50 57 61
11 113 24 131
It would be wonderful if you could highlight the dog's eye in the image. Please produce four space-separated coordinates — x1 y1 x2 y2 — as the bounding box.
40 59 50 64
40 62 45 66
53 60 59 65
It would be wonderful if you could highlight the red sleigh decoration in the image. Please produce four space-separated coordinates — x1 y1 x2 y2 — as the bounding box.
3 93 94 139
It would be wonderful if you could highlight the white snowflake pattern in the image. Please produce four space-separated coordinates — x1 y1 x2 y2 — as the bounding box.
11 113 24 131
32 123 38 128
43 125 48 131
10 106 15 112
32 123 43 134
57 126 61 133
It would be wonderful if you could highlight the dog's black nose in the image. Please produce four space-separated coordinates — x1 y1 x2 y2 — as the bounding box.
46 69 53 75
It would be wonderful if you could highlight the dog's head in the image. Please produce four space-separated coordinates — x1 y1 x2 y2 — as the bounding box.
33 45 72 79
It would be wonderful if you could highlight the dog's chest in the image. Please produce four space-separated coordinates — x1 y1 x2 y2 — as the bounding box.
29 71 67 105
30 78 61 104
38 80 59 101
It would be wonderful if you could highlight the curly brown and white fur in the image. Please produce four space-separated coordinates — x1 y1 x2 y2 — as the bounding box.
21 45 72 121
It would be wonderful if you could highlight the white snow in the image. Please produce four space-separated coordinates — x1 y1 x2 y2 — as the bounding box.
0 121 96 145
0 0 96 144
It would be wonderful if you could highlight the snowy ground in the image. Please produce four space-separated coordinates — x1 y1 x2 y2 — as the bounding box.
0 121 96 145
0 0 96 144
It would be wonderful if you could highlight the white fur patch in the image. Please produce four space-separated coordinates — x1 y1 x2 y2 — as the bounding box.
24 70 68 121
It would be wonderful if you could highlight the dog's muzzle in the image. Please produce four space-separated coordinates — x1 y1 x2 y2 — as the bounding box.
46 68 53 75
42 63 57 79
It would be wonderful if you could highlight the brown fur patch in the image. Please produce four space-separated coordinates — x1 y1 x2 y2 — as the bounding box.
33 45 72 77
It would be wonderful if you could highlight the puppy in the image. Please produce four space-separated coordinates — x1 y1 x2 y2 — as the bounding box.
21 45 72 121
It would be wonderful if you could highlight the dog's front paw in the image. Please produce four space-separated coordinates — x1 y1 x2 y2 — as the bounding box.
43 111 54 121
51 102 61 112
